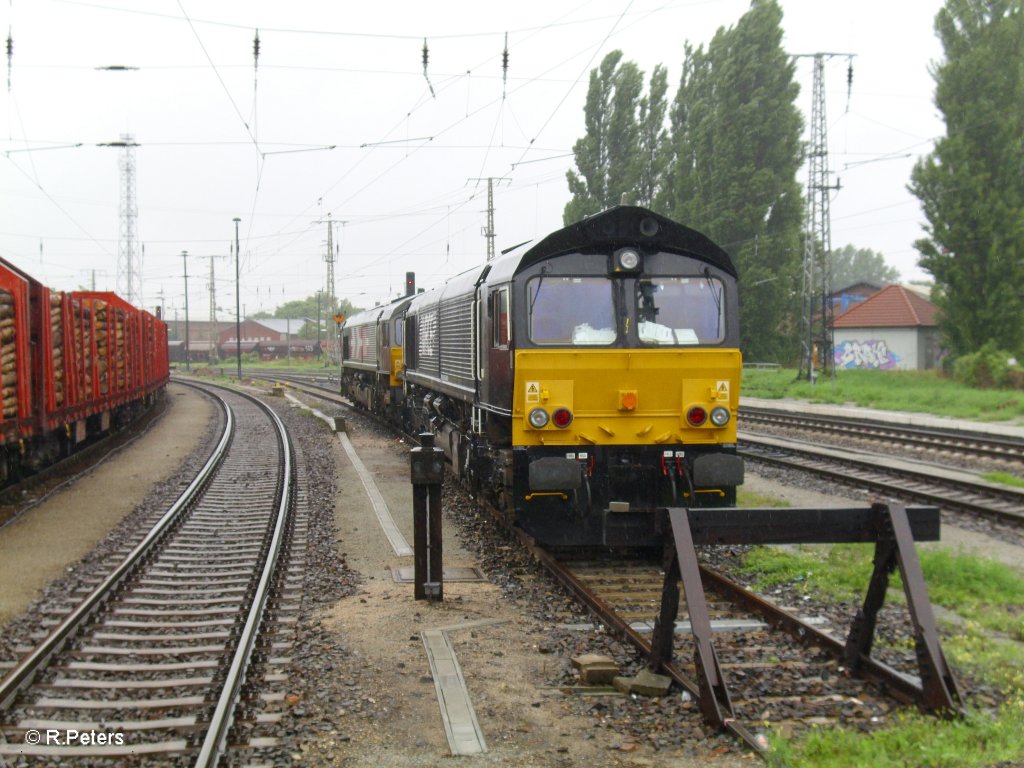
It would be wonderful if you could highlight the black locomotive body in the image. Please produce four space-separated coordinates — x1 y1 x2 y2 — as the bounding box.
341 206 743 547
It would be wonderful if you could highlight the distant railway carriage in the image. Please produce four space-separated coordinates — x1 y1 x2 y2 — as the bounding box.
0 257 168 484
340 206 743 547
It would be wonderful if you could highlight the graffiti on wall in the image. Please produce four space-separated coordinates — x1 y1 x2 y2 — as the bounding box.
835 339 901 370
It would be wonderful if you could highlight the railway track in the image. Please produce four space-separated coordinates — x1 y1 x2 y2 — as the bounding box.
526 537 944 757
0 382 298 766
740 404 1024 467
739 432 1024 527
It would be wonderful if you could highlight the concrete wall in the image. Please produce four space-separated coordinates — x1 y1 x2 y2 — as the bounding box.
833 327 930 370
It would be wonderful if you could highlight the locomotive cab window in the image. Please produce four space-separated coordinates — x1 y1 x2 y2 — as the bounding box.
528 276 616 345
636 276 724 345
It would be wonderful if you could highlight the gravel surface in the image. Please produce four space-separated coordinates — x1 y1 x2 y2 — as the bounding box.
3 379 1022 767
217 387 1024 766
269 394 750 768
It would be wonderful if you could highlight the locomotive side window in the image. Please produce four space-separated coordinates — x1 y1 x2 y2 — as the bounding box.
636 277 724 345
405 317 416 367
394 318 403 346
528 276 616 345
491 288 509 347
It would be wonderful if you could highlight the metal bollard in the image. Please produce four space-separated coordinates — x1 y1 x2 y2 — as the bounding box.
410 431 444 601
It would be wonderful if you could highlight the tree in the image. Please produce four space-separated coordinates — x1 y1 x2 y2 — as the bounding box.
272 295 360 322
909 0 1024 357
636 65 670 206
564 51 645 223
249 294 363 339
660 0 805 362
830 245 901 288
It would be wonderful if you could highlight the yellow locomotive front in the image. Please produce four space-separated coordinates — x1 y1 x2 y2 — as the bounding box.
494 208 744 547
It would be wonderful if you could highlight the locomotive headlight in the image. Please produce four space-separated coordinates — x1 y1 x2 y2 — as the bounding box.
617 248 640 270
710 406 731 427
528 408 550 429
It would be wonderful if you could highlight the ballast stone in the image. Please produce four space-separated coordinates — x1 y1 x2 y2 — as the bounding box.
571 653 619 685
612 668 673 697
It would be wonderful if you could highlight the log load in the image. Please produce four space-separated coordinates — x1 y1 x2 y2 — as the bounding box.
0 289 16 418
50 292 65 407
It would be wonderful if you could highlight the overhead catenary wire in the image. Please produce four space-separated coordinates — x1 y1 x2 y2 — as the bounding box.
54 0 681 41
510 0 634 171
252 28 260 151
229 1 619 282
175 1 260 153
3 2 936 312
250 0 604 258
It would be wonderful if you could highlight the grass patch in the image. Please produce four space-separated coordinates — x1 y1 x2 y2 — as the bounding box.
981 471 1024 488
766 697 1024 768
741 545 1024 638
737 489 792 508
919 548 1024 640
743 543 1024 766
741 367 1024 422
740 543 872 601
945 622 1024 692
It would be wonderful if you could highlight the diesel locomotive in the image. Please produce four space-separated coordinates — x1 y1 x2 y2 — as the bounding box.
340 205 743 547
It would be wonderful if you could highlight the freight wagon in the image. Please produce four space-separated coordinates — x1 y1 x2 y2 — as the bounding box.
0 257 168 484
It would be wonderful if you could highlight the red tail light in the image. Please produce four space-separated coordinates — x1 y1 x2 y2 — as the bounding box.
687 406 708 426
552 407 573 428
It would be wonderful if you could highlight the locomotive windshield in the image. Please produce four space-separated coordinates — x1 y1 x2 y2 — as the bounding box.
636 276 724 345
528 276 616 345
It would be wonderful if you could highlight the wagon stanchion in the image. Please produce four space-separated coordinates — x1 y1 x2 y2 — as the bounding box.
411 432 444 601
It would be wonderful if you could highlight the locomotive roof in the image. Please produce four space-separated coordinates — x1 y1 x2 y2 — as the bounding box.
397 207 738 316
344 293 415 328
512 205 737 279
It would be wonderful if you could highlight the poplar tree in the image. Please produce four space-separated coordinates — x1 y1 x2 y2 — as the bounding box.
564 51 645 222
660 0 804 362
636 65 670 206
909 0 1024 357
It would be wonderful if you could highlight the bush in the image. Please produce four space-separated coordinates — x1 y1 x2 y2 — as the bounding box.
952 342 1024 389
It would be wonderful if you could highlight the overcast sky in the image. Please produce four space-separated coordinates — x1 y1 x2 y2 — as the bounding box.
1 0 945 320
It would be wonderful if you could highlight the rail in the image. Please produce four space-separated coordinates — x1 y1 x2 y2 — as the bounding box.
0 388 233 710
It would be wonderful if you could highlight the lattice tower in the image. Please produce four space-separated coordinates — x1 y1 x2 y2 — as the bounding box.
798 56 840 383
324 215 338 363
117 133 141 305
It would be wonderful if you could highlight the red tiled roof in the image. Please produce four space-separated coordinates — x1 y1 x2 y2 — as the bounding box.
833 284 939 328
